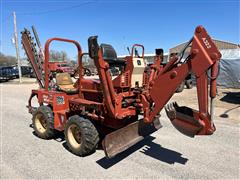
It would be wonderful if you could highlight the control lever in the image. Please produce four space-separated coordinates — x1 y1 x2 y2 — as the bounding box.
88 36 99 59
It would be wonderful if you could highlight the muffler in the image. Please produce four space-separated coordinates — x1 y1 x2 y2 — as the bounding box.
165 102 215 137
102 117 162 158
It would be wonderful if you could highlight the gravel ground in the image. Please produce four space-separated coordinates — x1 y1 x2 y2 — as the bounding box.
0 82 239 179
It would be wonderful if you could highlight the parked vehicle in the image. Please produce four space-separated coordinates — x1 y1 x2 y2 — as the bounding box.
12 66 19 78
0 66 19 81
0 66 11 81
20 66 33 77
49 62 74 76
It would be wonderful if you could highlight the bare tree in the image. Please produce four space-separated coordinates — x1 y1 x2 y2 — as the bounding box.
49 50 68 62
61 51 67 61
0 52 17 66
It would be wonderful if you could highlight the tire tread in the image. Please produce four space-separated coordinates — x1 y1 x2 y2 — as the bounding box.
64 115 99 156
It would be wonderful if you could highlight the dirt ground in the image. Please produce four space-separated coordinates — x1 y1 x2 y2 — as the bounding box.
0 79 239 179
173 86 240 122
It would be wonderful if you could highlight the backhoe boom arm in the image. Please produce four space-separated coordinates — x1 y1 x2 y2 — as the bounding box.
142 26 221 136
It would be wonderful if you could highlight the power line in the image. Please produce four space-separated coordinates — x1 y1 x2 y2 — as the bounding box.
15 1 96 15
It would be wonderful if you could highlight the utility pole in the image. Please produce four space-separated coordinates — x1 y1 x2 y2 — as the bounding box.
13 11 22 83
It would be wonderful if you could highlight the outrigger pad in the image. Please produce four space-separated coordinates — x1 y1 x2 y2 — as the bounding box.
165 102 204 137
102 118 162 158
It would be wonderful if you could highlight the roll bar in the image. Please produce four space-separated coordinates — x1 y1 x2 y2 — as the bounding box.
44 38 82 90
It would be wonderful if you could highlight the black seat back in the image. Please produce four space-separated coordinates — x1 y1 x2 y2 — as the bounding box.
100 44 125 65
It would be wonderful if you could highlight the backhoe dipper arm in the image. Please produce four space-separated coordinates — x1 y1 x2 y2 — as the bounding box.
142 26 221 136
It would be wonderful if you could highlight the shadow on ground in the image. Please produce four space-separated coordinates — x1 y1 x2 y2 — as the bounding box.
220 91 240 104
219 105 240 118
219 92 240 118
30 123 188 168
96 136 188 169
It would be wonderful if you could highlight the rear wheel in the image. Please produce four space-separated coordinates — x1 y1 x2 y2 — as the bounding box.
64 115 99 156
32 105 57 139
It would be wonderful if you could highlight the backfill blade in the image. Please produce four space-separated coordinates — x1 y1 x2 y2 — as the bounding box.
102 117 161 158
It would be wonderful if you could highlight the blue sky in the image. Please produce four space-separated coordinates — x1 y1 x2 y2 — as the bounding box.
1 0 239 60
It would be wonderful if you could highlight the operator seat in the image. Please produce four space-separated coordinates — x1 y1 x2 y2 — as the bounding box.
100 44 126 66
55 73 78 94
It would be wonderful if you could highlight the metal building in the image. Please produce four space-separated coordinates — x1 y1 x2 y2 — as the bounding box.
169 39 239 54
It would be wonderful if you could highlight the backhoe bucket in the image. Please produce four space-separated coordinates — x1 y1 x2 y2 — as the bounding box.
165 102 215 137
102 117 162 158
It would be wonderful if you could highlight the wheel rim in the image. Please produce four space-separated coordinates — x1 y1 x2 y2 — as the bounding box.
67 124 82 149
35 113 47 134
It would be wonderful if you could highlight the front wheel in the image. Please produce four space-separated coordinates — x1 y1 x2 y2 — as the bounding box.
64 115 99 156
32 105 57 139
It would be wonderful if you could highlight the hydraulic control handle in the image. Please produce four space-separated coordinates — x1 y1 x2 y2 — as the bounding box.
88 36 99 59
